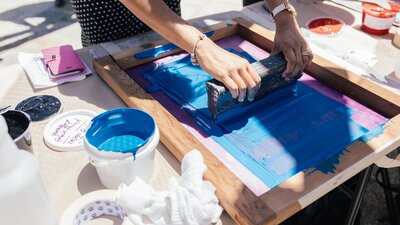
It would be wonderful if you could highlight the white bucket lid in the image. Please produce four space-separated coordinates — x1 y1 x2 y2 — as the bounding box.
44 110 97 151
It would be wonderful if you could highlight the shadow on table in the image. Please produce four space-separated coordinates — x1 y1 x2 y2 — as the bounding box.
363 73 400 91
351 25 396 41
0 1 77 52
77 163 106 195
57 72 127 111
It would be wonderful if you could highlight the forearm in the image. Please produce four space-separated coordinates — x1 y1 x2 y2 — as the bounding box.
264 0 312 78
120 0 201 53
120 0 263 101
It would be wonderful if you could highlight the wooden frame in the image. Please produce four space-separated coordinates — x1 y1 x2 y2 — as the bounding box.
93 17 400 225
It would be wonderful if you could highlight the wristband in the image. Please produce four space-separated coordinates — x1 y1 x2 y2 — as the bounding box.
190 34 206 66
271 2 297 18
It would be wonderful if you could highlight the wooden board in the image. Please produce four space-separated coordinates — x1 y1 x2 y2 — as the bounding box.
93 18 400 225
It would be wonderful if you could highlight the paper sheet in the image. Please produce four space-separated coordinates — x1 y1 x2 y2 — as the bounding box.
302 25 400 92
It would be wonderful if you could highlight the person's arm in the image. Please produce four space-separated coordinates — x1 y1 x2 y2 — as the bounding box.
265 0 313 79
120 0 260 102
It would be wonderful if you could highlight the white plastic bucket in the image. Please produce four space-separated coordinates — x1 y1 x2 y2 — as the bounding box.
84 108 159 189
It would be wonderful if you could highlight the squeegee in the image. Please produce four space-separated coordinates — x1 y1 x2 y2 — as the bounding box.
206 53 299 120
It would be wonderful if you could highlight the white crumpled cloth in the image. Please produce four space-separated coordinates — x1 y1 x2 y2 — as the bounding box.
116 150 223 225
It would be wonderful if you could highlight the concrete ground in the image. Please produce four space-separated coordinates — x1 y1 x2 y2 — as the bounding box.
0 0 399 224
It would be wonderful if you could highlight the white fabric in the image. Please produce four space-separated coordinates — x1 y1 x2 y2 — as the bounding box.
116 150 223 225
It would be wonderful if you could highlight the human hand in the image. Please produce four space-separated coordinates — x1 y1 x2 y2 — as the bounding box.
272 11 313 80
195 38 261 102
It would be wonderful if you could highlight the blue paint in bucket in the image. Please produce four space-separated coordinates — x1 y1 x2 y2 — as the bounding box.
85 108 156 159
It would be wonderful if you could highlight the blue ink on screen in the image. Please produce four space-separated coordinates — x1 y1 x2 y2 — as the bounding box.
359 123 386 142
132 48 384 189
134 43 178 59
310 149 349 174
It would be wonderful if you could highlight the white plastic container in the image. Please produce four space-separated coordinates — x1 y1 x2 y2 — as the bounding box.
84 108 159 189
0 115 56 225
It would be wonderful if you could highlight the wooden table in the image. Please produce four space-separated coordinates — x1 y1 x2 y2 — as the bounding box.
1 2 399 225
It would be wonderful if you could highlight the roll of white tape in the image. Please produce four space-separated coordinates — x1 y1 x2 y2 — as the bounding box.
60 190 133 225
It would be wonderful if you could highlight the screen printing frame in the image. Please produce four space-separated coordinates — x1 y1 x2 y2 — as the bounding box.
93 17 400 225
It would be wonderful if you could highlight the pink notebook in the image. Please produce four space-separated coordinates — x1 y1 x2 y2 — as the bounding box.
41 45 85 78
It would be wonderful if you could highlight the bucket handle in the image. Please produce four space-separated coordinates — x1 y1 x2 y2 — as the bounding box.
89 156 110 167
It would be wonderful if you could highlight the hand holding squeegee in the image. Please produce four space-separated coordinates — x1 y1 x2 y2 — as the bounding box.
206 53 301 120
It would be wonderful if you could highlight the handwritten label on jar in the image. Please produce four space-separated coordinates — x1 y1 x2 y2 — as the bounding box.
49 114 92 146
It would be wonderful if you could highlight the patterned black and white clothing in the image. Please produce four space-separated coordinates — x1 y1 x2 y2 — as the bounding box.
71 0 181 46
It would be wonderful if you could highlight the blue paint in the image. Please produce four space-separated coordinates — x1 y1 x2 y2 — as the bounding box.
134 30 215 59
203 30 215 37
310 120 392 174
85 108 156 159
310 149 349 174
359 122 386 142
136 49 382 189
98 135 145 152
143 48 256 124
134 43 178 59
